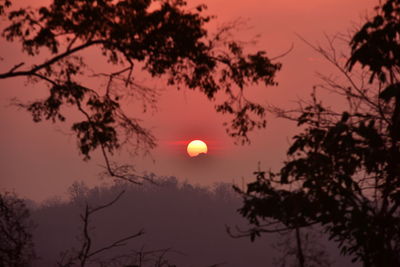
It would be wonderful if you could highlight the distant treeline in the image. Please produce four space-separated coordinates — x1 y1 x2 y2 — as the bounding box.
30 177 271 266
23 176 355 267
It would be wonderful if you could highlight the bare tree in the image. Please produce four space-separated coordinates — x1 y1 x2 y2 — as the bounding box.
57 191 144 267
272 228 332 267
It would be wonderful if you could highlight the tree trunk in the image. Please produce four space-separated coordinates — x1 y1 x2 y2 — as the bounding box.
295 226 305 267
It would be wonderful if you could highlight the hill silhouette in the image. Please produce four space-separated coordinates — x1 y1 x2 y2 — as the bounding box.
30 177 358 266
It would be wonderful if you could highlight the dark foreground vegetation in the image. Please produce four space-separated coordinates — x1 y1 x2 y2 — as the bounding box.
236 0 400 266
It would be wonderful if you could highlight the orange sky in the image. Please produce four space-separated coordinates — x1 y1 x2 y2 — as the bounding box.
0 0 377 202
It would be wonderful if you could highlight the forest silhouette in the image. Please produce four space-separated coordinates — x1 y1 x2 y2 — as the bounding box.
1 0 400 266
15 178 351 266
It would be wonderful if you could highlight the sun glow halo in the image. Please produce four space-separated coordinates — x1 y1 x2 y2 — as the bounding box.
187 140 208 157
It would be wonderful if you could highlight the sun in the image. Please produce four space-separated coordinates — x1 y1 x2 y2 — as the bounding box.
187 140 208 157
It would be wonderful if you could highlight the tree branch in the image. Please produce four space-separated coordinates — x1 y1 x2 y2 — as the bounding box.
0 40 104 80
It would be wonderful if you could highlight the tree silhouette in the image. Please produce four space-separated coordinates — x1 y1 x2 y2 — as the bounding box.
235 0 400 266
57 190 145 267
271 228 332 267
0 192 36 267
0 0 280 179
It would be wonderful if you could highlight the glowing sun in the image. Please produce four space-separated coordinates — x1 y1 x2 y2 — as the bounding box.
187 140 208 157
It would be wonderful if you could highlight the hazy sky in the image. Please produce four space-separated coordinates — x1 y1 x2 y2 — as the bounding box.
0 0 376 202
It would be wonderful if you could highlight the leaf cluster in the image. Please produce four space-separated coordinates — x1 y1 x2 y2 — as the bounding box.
348 0 400 103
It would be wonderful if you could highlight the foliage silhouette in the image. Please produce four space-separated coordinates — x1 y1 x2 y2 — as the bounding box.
0 192 36 267
0 0 280 179
235 0 400 266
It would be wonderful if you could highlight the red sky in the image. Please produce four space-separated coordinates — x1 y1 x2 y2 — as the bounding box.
0 0 376 202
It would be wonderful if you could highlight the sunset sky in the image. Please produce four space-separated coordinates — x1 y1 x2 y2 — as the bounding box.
0 0 377 202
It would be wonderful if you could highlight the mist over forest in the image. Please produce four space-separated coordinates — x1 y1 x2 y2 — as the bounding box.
23 177 354 267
